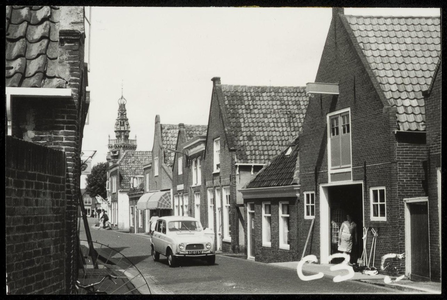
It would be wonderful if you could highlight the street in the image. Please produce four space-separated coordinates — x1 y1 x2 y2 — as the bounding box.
79 218 402 294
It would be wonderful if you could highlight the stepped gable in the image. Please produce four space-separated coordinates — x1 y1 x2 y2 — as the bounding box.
221 85 309 164
247 137 300 188
343 14 441 131
6 6 70 88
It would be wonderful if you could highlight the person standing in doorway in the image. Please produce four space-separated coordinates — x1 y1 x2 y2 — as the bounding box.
338 214 357 263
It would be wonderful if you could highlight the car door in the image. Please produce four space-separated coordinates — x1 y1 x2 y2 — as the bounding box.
152 220 163 254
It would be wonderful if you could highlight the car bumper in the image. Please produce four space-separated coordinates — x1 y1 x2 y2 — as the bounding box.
174 252 215 258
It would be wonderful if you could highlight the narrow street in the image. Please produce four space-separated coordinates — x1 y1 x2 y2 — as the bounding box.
79 218 403 294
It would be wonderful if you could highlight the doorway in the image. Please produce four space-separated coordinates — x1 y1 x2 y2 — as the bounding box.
320 183 363 264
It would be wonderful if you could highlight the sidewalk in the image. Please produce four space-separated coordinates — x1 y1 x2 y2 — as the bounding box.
269 261 442 294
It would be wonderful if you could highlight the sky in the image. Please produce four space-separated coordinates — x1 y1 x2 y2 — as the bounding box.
80 6 441 176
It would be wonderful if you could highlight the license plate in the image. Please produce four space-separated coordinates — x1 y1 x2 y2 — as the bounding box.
188 250 202 255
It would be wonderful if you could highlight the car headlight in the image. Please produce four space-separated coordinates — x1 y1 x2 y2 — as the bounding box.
179 243 185 251
206 242 211 250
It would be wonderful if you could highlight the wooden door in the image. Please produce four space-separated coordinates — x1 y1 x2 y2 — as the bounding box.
409 202 430 280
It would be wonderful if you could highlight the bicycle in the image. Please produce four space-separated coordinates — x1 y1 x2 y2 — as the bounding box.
76 274 118 295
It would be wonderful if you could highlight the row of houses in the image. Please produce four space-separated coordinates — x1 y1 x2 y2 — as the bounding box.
103 8 441 282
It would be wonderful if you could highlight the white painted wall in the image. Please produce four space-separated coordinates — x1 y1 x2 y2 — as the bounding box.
118 191 130 231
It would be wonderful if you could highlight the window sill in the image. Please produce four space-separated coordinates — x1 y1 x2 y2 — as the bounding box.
370 217 387 222
222 238 232 243
262 243 271 248
279 245 290 251
304 216 315 220
213 170 220 175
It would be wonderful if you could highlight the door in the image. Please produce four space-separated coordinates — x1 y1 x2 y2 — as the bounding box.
247 203 255 258
215 189 222 251
409 202 430 280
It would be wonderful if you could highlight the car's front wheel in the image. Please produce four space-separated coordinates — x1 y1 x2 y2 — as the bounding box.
152 246 159 261
167 249 177 267
206 255 215 265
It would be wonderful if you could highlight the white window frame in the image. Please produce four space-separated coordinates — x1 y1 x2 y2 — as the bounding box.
213 138 221 173
130 206 135 227
370 187 387 221
111 175 117 193
194 192 201 222
192 159 197 185
183 194 189 216
304 192 315 219
279 201 290 250
327 108 352 181
207 188 214 230
262 202 272 247
138 209 143 228
178 156 183 175
145 173 150 192
174 195 179 216
154 157 159 176
197 157 202 185
222 187 231 242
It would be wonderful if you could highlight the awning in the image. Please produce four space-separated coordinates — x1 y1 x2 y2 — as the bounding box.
136 191 171 210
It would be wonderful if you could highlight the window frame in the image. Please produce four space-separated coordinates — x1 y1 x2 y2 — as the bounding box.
207 188 214 230
304 192 315 219
222 186 231 242
154 157 159 176
327 108 352 180
262 202 272 247
279 201 290 250
178 156 183 175
213 138 221 173
370 187 387 221
138 209 143 228
111 175 117 193
130 206 135 227
194 192 201 222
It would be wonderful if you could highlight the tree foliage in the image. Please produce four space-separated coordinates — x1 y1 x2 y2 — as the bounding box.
85 162 108 199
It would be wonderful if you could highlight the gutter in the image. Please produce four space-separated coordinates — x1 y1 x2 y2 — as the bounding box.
239 185 300 199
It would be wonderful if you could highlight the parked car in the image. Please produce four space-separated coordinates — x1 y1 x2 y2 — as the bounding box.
150 216 215 267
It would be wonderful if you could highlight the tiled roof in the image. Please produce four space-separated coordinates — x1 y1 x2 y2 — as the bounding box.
118 151 152 189
221 85 309 164
247 137 300 188
344 15 441 131
5 6 70 88
161 124 207 167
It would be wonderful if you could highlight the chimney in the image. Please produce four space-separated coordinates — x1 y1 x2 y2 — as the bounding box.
211 77 221 86
155 114 160 124
332 7 344 19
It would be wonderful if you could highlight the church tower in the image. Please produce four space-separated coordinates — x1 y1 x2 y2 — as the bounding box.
107 90 137 163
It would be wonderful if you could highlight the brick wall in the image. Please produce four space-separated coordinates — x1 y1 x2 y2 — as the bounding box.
299 13 403 263
6 137 67 294
425 64 441 281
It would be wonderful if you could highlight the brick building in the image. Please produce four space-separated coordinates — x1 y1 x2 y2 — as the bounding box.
240 137 301 262
5 6 90 294
203 77 310 253
299 8 440 281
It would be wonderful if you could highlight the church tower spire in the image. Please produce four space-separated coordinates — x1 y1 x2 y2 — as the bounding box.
107 85 137 163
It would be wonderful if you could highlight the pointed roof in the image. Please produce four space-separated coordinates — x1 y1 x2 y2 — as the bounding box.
340 14 441 131
161 123 207 168
246 137 300 188
117 150 152 189
6 6 70 88
216 83 309 164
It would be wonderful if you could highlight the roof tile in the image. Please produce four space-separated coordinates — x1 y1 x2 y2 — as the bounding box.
345 15 440 131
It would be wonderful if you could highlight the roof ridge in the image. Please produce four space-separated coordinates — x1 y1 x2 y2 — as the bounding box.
222 84 307 89
345 14 440 19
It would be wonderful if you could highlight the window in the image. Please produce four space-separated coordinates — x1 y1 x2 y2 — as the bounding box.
154 157 159 176
179 193 184 216
145 173 150 192
183 194 189 216
304 192 315 219
192 159 197 184
207 188 214 230
138 209 143 228
329 111 351 169
197 157 202 185
174 195 179 216
262 202 272 247
213 138 220 172
194 192 201 222
178 156 183 175
279 202 290 250
130 206 135 227
370 187 386 221
111 175 117 193
222 187 231 241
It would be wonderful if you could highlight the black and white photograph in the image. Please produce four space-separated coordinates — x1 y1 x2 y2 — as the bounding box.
5 4 442 295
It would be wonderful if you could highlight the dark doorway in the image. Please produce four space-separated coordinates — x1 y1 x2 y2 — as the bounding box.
409 202 430 281
328 184 363 264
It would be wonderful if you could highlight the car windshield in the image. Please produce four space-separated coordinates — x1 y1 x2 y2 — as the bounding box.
168 220 202 232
